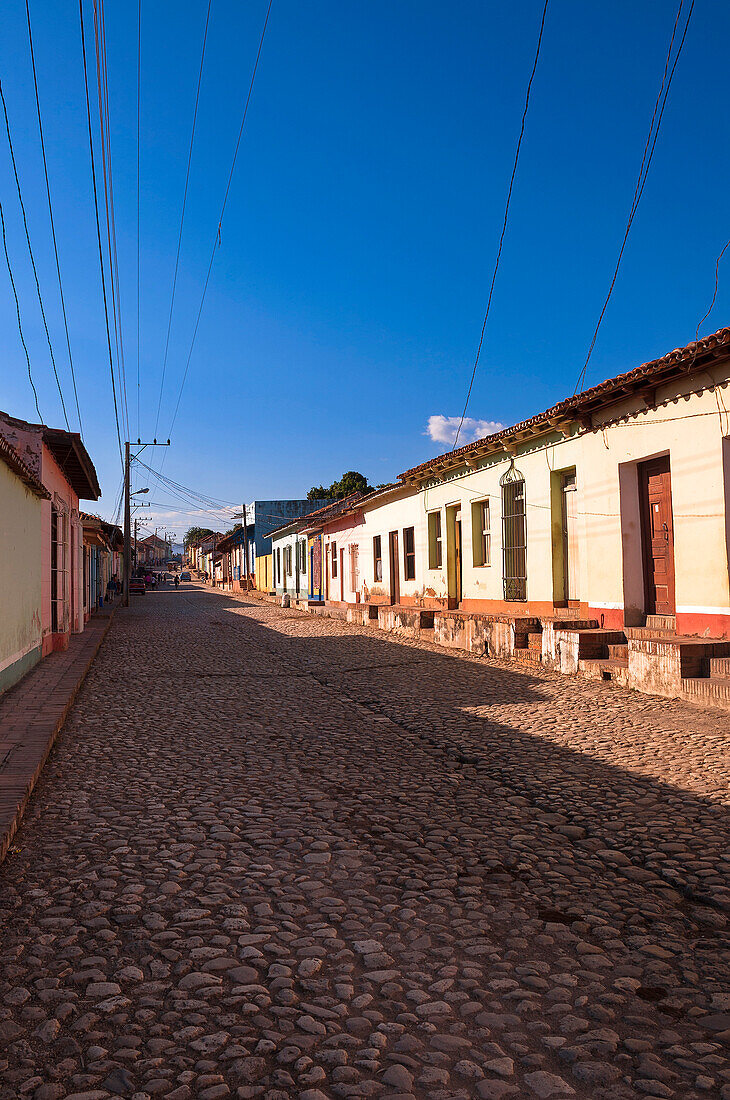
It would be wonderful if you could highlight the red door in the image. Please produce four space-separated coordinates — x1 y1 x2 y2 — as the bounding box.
640 457 675 616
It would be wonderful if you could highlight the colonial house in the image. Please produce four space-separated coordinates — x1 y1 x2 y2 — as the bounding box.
80 515 123 617
318 326 730 706
187 533 222 579
240 500 331 592
137 533 167 566
269 496 360 604
0 434 48 693
0 411 100 655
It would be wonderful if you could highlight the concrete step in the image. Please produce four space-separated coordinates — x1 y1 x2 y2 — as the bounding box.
709 656 730 678
683 676 730 711
626 626 675 640
646 614 676 632
572 629 627 659
579 656 630 685
513 647 542 664
607 643 628 660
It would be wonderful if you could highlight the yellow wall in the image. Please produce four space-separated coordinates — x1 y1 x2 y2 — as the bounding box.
255 554 271 591
0 462 43 691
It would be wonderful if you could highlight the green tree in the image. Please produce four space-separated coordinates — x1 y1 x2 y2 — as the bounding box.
307 470 372 501
184 526 215 549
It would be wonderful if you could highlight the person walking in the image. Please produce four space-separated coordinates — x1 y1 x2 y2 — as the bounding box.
174 574 180 589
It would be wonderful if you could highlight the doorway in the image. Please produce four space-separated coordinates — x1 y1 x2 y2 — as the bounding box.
561 471 580 604
389 530 400 605
446 505 463 608
639 456 675 616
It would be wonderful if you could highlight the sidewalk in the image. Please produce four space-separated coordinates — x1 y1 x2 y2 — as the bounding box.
0 607 116 865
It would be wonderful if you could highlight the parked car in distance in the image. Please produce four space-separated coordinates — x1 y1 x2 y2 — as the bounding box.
129 578 146 595
180 572 191 581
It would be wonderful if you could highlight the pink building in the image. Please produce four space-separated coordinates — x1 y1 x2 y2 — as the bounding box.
0 412 101 655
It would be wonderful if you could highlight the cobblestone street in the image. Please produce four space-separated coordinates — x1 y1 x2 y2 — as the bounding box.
1 583 728 1100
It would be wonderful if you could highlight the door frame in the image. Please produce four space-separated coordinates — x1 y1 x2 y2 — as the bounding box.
560 470 580 605
445 504 463 609
638 455 676 616
388 530 400 605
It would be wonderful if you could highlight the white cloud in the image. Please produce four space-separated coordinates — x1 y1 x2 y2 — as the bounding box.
426 415 505 448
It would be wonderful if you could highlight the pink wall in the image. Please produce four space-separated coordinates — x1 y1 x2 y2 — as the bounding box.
40 444 81 650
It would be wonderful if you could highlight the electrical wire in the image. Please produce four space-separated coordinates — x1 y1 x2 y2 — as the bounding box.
25 0 84 438
136 0 141 439
452 0 549 451
0 79 71 431
78 0 124 467
93 0 131 442
695 238 730 342
0 198 42 422
163 0 273 450
574 0 695 394
153 0 213 440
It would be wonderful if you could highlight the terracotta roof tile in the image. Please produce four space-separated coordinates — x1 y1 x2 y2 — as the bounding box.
400 325 730 481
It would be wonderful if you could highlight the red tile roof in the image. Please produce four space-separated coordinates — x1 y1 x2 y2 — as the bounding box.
400 325 730 481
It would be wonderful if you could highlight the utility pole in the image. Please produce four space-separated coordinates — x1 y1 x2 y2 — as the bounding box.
122 438 169 607
242 503 249 590
123 442 131 606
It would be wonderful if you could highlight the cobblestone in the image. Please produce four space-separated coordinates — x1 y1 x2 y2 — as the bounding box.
0 584 728 1099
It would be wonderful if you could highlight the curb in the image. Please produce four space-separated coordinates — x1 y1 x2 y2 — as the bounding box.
0 607 117 867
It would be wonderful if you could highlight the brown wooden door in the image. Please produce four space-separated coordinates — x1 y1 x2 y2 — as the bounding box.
640 457 675 616
389 531 400 605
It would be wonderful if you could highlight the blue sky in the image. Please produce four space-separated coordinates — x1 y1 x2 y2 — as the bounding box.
0 0 728 539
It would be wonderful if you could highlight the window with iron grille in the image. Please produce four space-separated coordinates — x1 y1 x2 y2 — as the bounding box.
373 535 382 582
501 465 526 601
50 505 68 631
331 541 338 578
403 526 416 580
300 539 307 573
471 499 491 566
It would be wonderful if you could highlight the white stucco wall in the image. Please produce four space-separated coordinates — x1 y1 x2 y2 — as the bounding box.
324 363 730 630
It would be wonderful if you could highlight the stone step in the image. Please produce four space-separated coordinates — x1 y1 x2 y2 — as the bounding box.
646 614 676 632
709 656 730 678
607 643 628 660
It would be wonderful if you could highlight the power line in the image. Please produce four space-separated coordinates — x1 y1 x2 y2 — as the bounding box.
93 0 131 442
164 0 273 449
452 0 549 451
153 0 213 440
573 0 695 395
0 78 71 431
136 0 141 439
0 198 42 422
25 0 84 438
695 238 730 342
78 0 123 466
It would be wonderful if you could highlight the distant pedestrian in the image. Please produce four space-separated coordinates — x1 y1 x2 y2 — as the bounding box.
174 574 180 588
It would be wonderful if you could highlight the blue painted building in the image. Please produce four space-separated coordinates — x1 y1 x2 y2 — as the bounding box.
223 501 331 592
